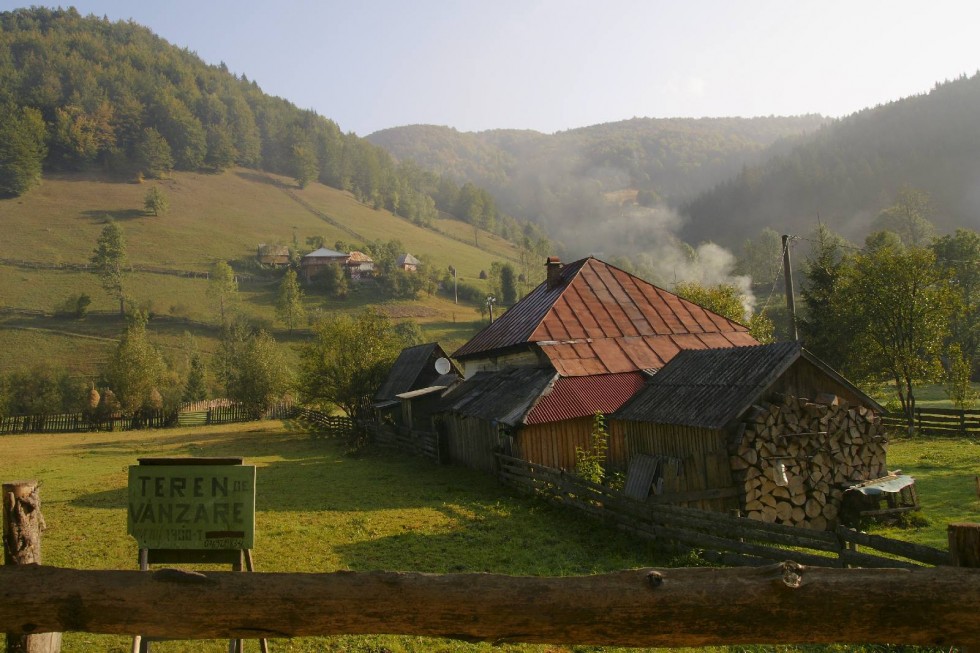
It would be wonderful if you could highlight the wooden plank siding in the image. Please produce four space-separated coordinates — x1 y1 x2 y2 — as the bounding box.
769 358 868 408
611 420 738 512
513 417 629 472
439 414 507 474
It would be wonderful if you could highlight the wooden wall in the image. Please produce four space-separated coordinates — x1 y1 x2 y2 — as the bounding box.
439 414 508 474
512 417 631 472
770 359 871 409
611 420 738 512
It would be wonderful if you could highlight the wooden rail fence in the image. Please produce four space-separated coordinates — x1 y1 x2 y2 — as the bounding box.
295 408 357 439
0 401 294 435
495 454 948 569
881 406 980 436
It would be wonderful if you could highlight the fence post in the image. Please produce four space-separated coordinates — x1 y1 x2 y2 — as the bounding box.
2 481 62 652
949 522 980 652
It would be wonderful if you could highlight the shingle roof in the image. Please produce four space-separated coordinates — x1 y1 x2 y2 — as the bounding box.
524 371 648 425
438 367 557 427
374 343 456 403
397 253 420 266
613 342 881 429
453 257 756 375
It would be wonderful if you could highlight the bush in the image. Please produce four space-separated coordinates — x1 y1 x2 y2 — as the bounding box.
56 292 91 319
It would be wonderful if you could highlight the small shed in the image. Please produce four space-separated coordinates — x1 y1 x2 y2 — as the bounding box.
612 342 884 526
397 253 420 272
374 343 460 430
300 247 348 282
256 244 290 266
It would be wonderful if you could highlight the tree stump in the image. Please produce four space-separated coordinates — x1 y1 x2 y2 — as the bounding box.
3 481 61 653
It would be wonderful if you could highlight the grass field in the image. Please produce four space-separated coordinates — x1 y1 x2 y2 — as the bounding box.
0 422 964 652
0 168 515 378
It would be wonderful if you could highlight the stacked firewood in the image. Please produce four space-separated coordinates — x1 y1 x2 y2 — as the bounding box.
729 392 886 530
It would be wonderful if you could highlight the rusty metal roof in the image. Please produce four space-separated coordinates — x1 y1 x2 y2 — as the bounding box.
453 257 756 374
524 371 648 425
614 341 881 429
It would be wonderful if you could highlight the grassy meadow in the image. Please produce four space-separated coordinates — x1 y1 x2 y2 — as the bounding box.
0 422 967 653
0 168 515 378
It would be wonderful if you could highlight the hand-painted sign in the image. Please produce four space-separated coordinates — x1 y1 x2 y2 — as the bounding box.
127 464 255 550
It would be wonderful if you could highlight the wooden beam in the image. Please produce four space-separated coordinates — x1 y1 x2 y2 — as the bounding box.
0 563 978 647
3 481 61 653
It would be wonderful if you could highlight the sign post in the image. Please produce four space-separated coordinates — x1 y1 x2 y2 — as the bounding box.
127 457 265 653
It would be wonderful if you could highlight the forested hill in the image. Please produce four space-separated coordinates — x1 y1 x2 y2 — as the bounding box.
367 116 826 255
0 7 542 247
681 73 980 248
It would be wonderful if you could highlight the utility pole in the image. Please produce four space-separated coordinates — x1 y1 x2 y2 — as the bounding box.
486 295 496 324
782 234 798 341
450 265 457 304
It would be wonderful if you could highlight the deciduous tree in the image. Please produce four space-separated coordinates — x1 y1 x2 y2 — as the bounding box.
300 308 403 422
101 311 167 417
207 260 238 325
143 186 168 216
91 220 127 315
216 320 293 417
833 241 957 432
275 268 305 333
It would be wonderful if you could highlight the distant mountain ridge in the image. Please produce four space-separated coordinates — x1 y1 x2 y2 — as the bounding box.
368 116 826 255
681 73 980 247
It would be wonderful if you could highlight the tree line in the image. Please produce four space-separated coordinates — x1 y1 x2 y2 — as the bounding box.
682 73 980 249
0 7 548 252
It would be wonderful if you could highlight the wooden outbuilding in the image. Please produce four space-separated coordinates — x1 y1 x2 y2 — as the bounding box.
374 343 460 431
612 341 885 527
256 244 290 266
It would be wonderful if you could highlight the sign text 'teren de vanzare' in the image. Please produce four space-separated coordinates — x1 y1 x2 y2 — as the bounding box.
127 465 255 550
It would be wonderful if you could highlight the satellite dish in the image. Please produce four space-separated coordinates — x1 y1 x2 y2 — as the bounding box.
434 357 451 375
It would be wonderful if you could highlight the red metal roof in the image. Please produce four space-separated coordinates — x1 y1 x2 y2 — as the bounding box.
453 257 757 374
524 371 647 425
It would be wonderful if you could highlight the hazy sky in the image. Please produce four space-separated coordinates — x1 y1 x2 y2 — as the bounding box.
8 1 980 135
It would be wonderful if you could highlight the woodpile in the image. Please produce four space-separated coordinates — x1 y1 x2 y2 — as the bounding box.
729 392 885 530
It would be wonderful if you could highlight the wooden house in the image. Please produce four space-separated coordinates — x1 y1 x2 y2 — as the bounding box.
374 343 460 432
300 247 348 282
346 251 375 281
397 253 420 272
439 256 759 472
612 341 884 528
256 244 290 266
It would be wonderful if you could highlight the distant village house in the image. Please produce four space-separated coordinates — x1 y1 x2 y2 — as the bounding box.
300 247 349 282
256 244 290 267
397 253 420 272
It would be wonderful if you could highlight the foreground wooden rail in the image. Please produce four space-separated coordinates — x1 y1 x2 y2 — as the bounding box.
1 564 978 647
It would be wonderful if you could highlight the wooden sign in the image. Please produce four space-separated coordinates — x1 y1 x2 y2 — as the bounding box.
127 459 255 551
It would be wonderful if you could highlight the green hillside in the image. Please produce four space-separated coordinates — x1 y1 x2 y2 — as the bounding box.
682 73 980 248
0 167 518 377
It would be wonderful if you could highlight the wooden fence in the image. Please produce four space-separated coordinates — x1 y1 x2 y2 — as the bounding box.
881 407 980 437
495 454 949 569
0 409 176 434
294 408 357 440
0 400 295 435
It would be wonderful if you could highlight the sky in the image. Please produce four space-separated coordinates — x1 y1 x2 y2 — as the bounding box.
6 1 980 136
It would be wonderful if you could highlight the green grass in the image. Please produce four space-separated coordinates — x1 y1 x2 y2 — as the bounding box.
0 168 513 377
870 435 980 549
0 424 960 653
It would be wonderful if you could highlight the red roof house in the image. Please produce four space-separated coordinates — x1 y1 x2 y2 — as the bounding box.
437 256 759 472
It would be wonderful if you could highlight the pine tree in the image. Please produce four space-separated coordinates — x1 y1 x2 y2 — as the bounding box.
276 269 305 333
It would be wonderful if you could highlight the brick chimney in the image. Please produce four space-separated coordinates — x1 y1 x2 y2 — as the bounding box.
546 256 563 289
